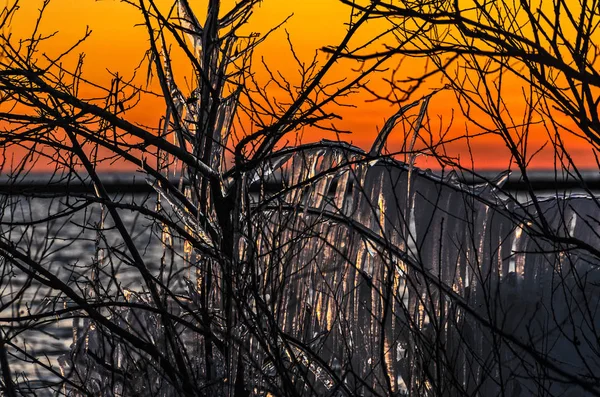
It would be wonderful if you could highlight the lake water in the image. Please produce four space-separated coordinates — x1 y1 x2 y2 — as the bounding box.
0 191 190 393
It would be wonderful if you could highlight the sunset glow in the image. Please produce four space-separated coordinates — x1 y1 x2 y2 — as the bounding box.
7 0 599 170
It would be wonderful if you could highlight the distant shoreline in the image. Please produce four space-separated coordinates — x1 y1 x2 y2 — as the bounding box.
1 170 599 195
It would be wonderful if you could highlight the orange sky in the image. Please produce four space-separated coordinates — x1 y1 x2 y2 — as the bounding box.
7 0 599 171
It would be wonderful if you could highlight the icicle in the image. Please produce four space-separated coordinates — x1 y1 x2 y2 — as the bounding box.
148 179 215 249
248 153 293 186
177 0 204 55
369 100 421 156
212 87 241 172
